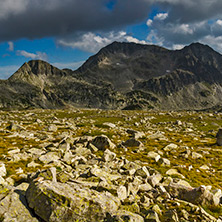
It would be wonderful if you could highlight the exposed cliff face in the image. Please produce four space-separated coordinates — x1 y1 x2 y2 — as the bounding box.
1 42 222 110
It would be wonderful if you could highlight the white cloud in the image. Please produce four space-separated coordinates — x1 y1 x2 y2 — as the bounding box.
52 61 85 70
0 0 28 19
58 31 148 53
8 41 14 51
174 24 193 34
216 19 222 26
154 13 168 21
16 50 47 60
124 36 147 45
0 65 20 79
172 44 185 50
200 35 222 53
146 30 164 46
146 19 153 26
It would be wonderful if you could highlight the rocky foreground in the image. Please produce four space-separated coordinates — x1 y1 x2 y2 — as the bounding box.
0 109 222 221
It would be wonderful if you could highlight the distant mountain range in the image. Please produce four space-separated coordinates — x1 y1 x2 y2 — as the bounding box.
1 41 222 110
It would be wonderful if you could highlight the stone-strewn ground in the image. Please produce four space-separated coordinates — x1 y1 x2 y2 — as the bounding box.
0 109 222 221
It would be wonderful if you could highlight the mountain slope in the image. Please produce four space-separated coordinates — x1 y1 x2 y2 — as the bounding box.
1 42 222 110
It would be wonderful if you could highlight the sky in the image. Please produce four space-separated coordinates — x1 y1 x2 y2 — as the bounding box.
1 0 222 79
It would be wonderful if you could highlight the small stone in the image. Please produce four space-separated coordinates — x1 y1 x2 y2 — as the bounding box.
166 169 185 179
199 165 210 170
146 210 161 222
163 143 178 151
123 138 143 147
135 166 150 178
148 174 162 187
48 124 57 132
159 158 171 166
39 152 60 164
8 148 20 155
103 122 116 128
103 149 116 162
27 161 41 168
191 152 203 159
126 129 145 139
117 185 127 201
87 143 98 152
0 163 6 177
216 129 222 146
152 204 162 216
15 167 24 174
147 151 161 162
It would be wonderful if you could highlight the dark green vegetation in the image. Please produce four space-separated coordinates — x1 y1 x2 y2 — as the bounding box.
1 42 222 110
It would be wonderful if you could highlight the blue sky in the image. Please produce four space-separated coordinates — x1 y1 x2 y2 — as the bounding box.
1 0 222 79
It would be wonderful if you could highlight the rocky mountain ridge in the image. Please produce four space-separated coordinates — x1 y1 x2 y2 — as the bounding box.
1 42 222 110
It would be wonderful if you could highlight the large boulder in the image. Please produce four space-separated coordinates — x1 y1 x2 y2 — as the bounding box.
0 183 38 222
26 179 121 222
167 183 220 206
91 135 115 151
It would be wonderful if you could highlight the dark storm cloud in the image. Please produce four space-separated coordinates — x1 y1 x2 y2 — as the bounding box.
145 0 222 51
0 0 151 42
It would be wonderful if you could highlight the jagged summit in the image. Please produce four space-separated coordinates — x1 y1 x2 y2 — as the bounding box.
9 60 66 82
181 42 221 56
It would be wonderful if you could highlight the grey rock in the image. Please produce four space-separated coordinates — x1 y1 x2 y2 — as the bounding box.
167 183 219 206
26 180 120 222
145 210 161 222
0 162 6 177
48 124 57 132
91 135 116 151
103 149 116 162
123 138 143 147
147 151 161 162
0 183 38 222
148 174 162 187
117 185 128 201
216 128 222 146
39 152 60 164
191 152 203 159
126 129 145 139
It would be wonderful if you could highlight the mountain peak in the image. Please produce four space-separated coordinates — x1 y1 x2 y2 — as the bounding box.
9 60 66 82
182 42 219 54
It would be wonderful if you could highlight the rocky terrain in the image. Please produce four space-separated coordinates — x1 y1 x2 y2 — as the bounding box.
1 42 222 110
0 109 222 221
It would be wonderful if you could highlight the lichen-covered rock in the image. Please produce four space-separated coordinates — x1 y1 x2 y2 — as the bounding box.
0 183 38 222
114 210 144 222
26 179 121 222
0 163 6 177
117 185 127 201
126 129 145 139
145 210 161 222
103 149 116 162
39 152 60 164
163 143 178 151
147 174 162 187
167 183 220 206
147 151 161 162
